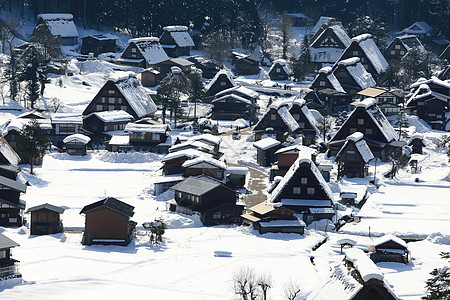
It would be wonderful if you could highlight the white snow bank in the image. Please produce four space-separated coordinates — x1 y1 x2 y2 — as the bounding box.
95 151 162 164
344 248 384 282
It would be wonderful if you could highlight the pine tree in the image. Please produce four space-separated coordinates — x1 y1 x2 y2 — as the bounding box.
347 16 390 50
155 84 175 124
279 11 292 59
423 252 450 300
21 46 46 109
188 72 205 121
394 109 409 139
292 35 311 81
16 119 51 174
6 47 19 101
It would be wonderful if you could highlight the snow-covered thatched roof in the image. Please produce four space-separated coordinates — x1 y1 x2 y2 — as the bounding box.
348 34 388 74
402 21 432 35
336 132 374 163
338 57 376 90
205 68 236 92
114 77 157 118
128 37 169 66
124 123 169 134
37 13 79 38
87 110 134 123
63 134 91 144
0 137 20 165
162 26 195 47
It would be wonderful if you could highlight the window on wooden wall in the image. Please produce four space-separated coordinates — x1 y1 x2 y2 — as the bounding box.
270 114 277 121
307 187 315 195
293 187 301 194
213 212 221 219
301 177 308 184
358 118 364 125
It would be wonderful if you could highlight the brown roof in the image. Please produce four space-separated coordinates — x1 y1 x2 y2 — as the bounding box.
357 87 387 98
241 213 261 222
248 202 275 215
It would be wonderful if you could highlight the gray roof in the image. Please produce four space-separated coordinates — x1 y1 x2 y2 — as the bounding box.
0 175 27 193
0 233 19 249
170 176 221 196
80 197 134 217
27 203 65 214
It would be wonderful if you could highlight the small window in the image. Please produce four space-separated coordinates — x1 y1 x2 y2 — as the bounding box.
131 48 137 53
319 81 326 87
108 97 115 104
436 114 442 118
360 57 365 63
220 81 226 86
366 128 372 135
301 178 307 184
176 191 182 198
108 90 115 94
347 150 356 154
352 50 358 56
390 50 395 55
213 212 221 219
101 96 106 102
395 44 401 50
0 250 6 259
358 118 364 125
293 114 300 120
293 187 301 194
350 128 357 133
276 68 281 73
96 105 103 111
307 187 315 195
400 51 405 55
298 122 305 129
270 114 277 121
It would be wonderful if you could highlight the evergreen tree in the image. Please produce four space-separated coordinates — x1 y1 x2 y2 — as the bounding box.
6 47 20 101
394 109 409 139
21 46 46 109
16 119 51 174
423 252 450 300
292 34 311 82
155 84 175 124
279 11 292 59
188 71 205 121
161 67 191 126
31 24 62 60
347 16 390 50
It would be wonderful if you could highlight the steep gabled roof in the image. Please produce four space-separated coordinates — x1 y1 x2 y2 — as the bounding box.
336 57 377 90
162 26 195 47
205 68 236 92
343 34 388 74
336 132 374 163
397 35 425 52
269 156 333 203
402 21 432 35
182 157 226 170
0 136 20 165
315 67 345 93
36 14 79 38
373 234 408 249
80 197 135 217
310 16 336 37
291 99 320 134
268 59 292 76
215 85 259 100
115 77 157 118
212 94 253 105
127 37 169 65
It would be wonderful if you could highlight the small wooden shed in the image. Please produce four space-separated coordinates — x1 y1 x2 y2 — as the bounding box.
63 134 91 156
80 197 136 246
370 234 410 264
253 137 281 167
27 203 65 235
409 134 425 154
0 233 21 280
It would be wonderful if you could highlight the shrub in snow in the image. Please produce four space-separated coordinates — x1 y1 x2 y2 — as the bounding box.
423 252 450 299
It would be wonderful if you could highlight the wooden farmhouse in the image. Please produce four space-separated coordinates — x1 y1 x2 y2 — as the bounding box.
241 202 305 234
169 176 243 226
295 88 323 111
26 203 65 235
316 89 353 115
335 132 374 178
123 123 171 153
162 149 209 175
385 35 425 60
332 57 376 95
405 78 450 130
50 113 83 148
308 248 398 300
337 33 389 77
182 157 226 181
271 145 317 179
34 14 79 46
253 137 282 167
186 55 219 79
399 21 432 39
370 234 410 264
0 138 26 227
0 233 21 281
140 68 160 87
309 16 337 39
80 197 136 246
268 59 292 81
309 24 351 69
232 52 260 75
63 134 90 156
357 87 404 116
169 140 217 158
159 26 195 57
328 98 399 160
83 110 134 145
191 134 222 154
253 99 319 144
116 37 169 68
205 69 237 98
269 156 334 225
212 94 257 122
83 76 157 120
81 34 117 56
310 66 346 94
156 57 194 78
408 134 425 154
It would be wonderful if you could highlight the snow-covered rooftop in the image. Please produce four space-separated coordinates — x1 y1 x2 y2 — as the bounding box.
88 110 134 123
114 77 157 118
37 13 79 38
205 68 236 92
215 85 259 100
51 113 83 124
349 34 388 74
344 248 384 282
163 26 194 47
182 157 226 170
253 137 281 151
108 134 130 146
63 134 91 144
373 234 408 249
343 60 377 90
124 123 169 134
0 137 20 165
128 37 169 66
